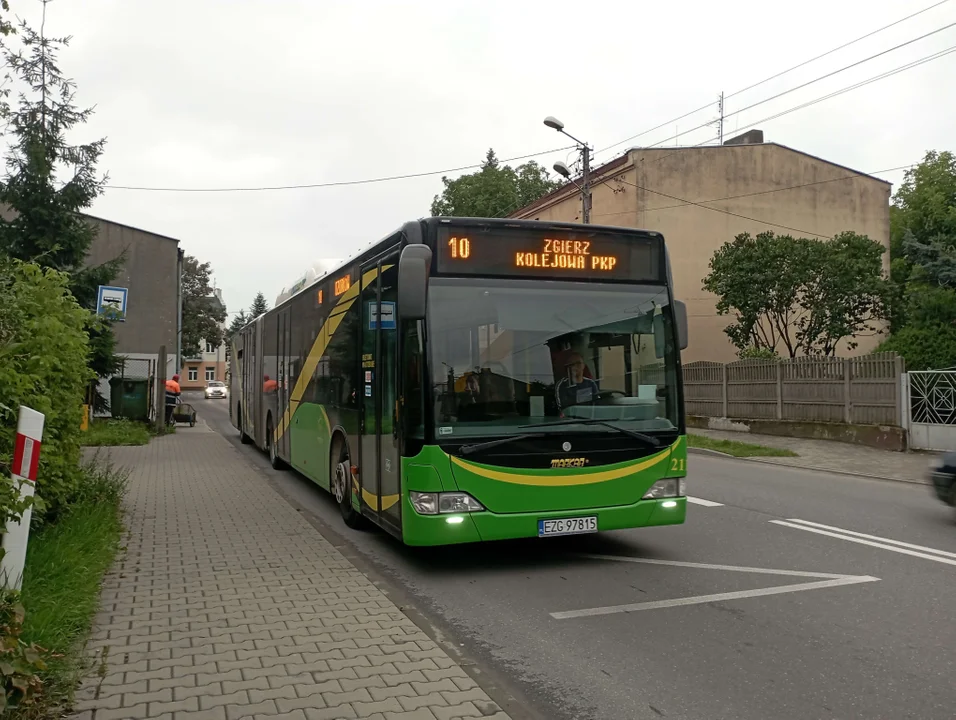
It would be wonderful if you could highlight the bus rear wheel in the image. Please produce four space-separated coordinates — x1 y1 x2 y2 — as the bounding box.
332 444 363 529
267 416 284 470
238 404 251 444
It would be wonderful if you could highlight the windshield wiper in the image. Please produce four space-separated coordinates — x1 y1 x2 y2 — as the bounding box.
519 419 661 448
458 433 546 456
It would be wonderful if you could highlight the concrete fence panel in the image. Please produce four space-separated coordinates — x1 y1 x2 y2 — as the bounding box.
684 352 904 427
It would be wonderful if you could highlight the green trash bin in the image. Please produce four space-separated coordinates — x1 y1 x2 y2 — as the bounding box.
109 377 151 422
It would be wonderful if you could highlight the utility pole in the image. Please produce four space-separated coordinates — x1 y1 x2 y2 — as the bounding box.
543 116 593 224
717 92 725 145
581 143 591 224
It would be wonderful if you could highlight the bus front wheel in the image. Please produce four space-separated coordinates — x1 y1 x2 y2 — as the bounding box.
333 444 364 529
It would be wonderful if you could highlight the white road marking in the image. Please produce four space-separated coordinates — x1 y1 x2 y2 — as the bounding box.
550 554 878 620
550 576 878 619
777 519 956 559
771 519 956 567
579 554 849 578
686 496 723 507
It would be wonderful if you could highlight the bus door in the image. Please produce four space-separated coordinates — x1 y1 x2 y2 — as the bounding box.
358 252 401 533
277 308 292 462
248 317 262 445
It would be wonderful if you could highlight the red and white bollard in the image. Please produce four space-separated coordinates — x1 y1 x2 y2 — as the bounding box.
1 406 45 591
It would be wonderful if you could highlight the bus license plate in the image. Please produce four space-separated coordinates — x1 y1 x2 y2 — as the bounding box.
538 516 598 537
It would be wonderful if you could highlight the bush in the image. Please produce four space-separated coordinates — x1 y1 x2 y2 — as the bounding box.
0 259 92 527
737 346 780 360
877 323 956 371
13 458 127 715
0 590 51 713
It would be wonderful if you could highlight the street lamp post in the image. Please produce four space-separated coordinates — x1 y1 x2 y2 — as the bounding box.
544 116 592 224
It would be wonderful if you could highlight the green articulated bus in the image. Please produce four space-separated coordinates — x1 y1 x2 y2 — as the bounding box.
229 217 689 546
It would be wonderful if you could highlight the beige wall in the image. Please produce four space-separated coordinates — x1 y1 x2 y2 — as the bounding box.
515 143 892 363
181 359 227 389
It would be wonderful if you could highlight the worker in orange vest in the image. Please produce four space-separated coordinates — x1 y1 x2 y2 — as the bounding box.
165 374 181 425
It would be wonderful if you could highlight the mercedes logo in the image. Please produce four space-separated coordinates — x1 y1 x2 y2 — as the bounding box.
562 441 572 452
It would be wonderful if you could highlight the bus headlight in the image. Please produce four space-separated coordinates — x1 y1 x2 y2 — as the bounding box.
410 492 439 515
642 478 686 500
410 491 484 515
438 493 484 514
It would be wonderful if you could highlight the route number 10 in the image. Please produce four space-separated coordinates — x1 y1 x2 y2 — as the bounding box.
448 237 471 259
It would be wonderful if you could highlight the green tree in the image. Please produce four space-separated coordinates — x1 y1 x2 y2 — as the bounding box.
879 323 956 371
878 151 956 368
0 16 122 409
892 151 956 258
181 255 226 358
0 258 92 523
249 292 269 318
0 1 13 38
795 232 891 356
703 231 891 358
702 231 812 357
430 149 560 218
226 309 248 343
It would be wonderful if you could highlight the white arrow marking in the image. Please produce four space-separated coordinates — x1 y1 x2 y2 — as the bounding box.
549 554 878 620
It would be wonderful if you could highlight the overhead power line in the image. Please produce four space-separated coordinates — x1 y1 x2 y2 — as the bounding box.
614 177 830 238
725 0 951 101
641 21 956 150
532 45 956 212
585 164 915 223
106 28 952 197
105 145 574 193
599 40 956 175
642 43 956 158
597 0 953 157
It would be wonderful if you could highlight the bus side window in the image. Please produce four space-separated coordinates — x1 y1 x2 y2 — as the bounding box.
402 320 424 437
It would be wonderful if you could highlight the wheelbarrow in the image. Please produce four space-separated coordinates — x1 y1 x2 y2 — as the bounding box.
171 402 197 427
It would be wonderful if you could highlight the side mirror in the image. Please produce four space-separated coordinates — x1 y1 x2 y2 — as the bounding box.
397 244 432 321
673 300 689 350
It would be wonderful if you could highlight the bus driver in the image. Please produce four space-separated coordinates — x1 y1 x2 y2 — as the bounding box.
555 351 599 410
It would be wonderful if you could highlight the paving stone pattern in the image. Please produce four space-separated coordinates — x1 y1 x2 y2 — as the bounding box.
71 428 511 720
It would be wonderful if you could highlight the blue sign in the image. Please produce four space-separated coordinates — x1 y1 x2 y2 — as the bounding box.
368 301 396 330
96 285 128 321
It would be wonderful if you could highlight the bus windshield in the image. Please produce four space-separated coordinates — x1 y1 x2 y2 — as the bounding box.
427 277 681 439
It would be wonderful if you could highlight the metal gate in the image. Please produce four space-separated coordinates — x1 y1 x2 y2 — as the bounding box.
904 370 956 451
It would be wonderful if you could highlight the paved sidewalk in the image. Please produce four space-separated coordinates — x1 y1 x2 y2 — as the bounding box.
690 428 937 483
72 425 512 720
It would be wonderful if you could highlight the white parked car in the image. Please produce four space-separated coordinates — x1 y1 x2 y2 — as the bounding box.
204 380 228 400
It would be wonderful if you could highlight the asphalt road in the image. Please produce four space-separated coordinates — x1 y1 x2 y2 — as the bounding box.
194 395 956 720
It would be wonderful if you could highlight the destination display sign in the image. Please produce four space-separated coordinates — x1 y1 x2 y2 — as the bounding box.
435 226 661 281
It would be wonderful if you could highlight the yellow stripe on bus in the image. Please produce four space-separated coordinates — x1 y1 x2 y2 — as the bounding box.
449 443 673 487
274 265 393 444
352 477 400 511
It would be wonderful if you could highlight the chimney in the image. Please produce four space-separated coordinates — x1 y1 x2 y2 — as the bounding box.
723 129 764 146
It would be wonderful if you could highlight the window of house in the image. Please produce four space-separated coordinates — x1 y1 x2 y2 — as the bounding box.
205 341 215 353
188 368 198 381
205 367 216 381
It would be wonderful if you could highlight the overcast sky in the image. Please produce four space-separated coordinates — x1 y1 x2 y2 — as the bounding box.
18 0 956 318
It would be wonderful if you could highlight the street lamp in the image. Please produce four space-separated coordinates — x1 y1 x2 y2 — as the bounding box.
543 116 592 223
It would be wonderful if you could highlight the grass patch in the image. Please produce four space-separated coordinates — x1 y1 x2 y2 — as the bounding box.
13 458 128 717
688 433 798 458
80 418 150 447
